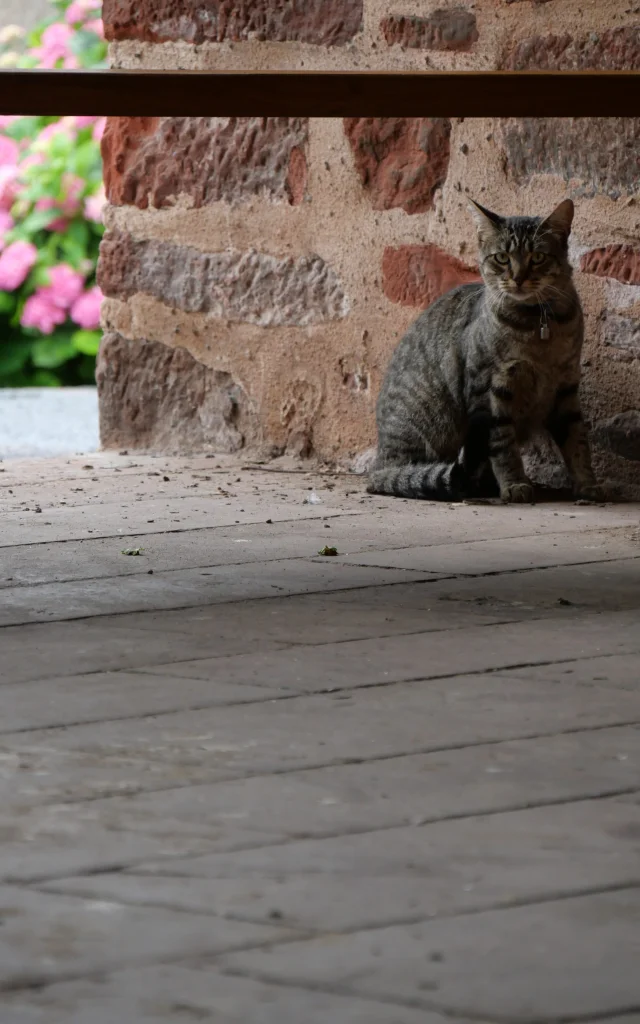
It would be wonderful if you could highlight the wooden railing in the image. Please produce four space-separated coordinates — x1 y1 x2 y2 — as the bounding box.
0 70 639 116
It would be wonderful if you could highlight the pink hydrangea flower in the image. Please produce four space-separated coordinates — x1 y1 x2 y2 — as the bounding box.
0 134 19 167
0 240 37 290
0 166 19 211
61 174 85 215
84 185 105 222
93 117 106 143
46 264 84 308
0 210 14 252
34 197 67 232
37 121 71 143
0 115 19 130
21 289 67 333
71 285 102 329
65 1 87 23
32 22 73 67
74 116 98 129
84 18 104 37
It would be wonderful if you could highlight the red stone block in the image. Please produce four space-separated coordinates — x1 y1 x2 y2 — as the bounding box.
344 118 451 215
501 26 640 70
103 0 363 45
580 245 640 287
381 9 478 51
382 244 480 308
102 117 308 210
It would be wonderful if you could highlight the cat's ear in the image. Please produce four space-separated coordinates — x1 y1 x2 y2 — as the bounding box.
468 198 503 240
541 199 574 238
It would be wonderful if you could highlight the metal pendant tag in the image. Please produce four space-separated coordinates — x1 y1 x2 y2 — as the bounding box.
540 323 550 340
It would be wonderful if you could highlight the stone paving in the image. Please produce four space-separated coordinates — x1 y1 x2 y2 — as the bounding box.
0 450 639 1023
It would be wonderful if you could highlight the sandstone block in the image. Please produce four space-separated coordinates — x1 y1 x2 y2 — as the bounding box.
103 0 363 44
96 332 255 452
502 118 640 197
501 26 640 69
580 245 640 286
381 9 478 51
344 118 451 214
382 244 480 307
98 232 349 326
103 117 308 209
591 410 640 462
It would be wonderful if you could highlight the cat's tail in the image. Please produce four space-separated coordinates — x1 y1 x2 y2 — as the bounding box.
367 461 468 500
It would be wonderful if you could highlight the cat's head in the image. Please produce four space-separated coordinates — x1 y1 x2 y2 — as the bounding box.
468 198 574 306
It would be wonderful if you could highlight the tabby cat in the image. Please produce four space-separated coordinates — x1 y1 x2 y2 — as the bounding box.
368 198 603 503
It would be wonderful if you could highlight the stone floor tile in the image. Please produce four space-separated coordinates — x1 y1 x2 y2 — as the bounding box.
500 651 640 690
2 676 638 807
0 621 288 686
0 885 289 989
223 888 640 1019
0 560 435 627
41 799 640 933
340 529 640 574
148 609 640 687
0 967 437 1023
26 726 636 850
0 672 294 734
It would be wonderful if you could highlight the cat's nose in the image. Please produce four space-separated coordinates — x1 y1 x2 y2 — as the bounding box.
513 272 527 287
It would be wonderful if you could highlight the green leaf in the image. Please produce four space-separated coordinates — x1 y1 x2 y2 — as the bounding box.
0 340 31 375
0 292 16 315
19 208 61 236
72 329 100 356
31 334 76 369
31 368 62 386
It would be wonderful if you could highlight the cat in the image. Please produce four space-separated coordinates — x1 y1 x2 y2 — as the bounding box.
367 198 604 503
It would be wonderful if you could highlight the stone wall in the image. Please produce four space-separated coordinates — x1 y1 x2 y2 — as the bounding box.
98 0 640 494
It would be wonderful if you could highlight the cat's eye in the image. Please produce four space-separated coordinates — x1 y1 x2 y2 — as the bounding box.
493 252 510 265
531 252 547 265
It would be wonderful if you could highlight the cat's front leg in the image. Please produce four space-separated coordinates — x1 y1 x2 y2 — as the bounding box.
547 383 605 499
488 382 534 503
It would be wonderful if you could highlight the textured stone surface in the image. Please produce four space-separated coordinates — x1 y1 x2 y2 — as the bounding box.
103 0 363 44
501 26 640 70
600 312 640 356
380 9 478 51
96 332 254 452
502 118 640 197
592 410 640 462
102 117 308 209
382 244 480 307
344 118 451 214
225 891 640 1018
3 968 433 1024
581 245 640 286
0 452 639 1018
98 231 349 325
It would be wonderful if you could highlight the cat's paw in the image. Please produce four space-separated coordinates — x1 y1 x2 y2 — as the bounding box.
573 481 609 502
500 481 535 504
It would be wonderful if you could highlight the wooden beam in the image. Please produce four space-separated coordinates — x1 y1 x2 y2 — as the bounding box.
1 70 639 117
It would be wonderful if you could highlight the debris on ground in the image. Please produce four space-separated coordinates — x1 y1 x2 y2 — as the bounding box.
318 545 338 556
122 547 143 556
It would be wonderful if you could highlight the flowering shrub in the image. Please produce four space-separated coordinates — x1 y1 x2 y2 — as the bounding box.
0 0 106 386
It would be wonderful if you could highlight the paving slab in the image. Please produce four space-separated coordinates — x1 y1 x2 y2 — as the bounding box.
147 610 640 688
499 651 640 690
12 726 635 851
41 799 640 933
0 560 435 627
427 557 640 613
0 885 289 990
223 888 640 1019
0 620 289 686
2 676 638 807
342 530 640 574
0 453 638 1021
0 967 438 1023
0 672 296 734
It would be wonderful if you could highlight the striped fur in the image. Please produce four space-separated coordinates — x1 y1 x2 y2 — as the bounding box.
368 199 603 503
